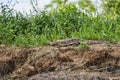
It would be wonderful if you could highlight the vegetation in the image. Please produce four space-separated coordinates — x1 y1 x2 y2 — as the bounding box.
76 42 89 51
0 0 120 47
102 0 120 17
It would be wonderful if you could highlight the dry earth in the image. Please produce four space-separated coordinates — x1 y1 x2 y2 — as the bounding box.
0 39 120 80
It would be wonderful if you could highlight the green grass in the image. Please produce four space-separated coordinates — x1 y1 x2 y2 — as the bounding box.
0 4 120 47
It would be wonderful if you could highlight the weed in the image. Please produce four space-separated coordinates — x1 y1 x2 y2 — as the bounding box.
0 3 120 46
76 42 89 51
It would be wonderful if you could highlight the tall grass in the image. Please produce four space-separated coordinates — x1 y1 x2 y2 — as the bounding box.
0 3 120 47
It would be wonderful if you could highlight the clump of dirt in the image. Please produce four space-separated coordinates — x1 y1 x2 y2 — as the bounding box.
0 40 120 80
0 46 40 77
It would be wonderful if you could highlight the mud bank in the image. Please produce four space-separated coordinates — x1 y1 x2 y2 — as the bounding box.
0 40 120 80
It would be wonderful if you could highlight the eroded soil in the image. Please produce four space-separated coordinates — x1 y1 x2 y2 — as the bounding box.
0 40 120 80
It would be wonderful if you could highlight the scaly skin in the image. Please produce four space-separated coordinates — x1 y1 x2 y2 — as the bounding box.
50 38 80 47
50 38 108 47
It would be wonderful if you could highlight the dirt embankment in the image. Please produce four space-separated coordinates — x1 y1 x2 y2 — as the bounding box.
0 39 120 80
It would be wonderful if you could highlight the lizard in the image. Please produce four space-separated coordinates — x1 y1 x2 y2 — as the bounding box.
50 38 108 47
